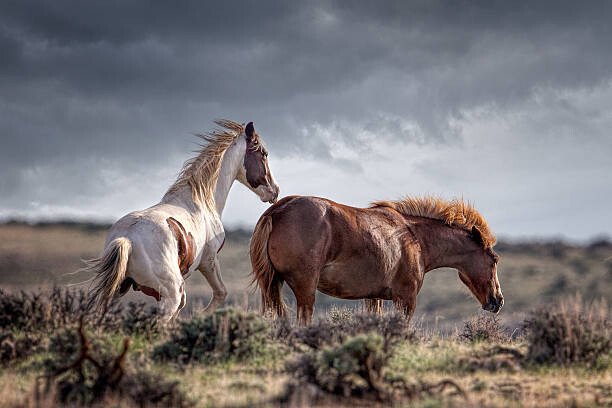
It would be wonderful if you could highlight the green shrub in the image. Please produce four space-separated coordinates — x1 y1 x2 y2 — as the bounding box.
288 311 416 350
0 288 159 338
286 331 463 404
326 306 355 324
0 290 54 332
152 308 269 364
525 298 610 366
120 367 193 407
291 333 388 399
39 321 192 407
43 325 120 381
459 314 507 343
0 330 42 364
121 302 160 337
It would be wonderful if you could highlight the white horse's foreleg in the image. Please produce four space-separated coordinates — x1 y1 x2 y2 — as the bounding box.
198 255 227 313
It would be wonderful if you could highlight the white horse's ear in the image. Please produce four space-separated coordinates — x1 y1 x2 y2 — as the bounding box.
245 122 255 140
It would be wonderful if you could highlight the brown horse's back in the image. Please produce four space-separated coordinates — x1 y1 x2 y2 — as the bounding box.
266 196 332 275
265 196 405 300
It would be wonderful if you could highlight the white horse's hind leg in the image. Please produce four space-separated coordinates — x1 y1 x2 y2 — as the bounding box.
158 277 183 322
177 283 187 312
198 255 227 313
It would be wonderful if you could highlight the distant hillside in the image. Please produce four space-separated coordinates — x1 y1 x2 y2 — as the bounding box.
1 221 610 327
0 219 253 241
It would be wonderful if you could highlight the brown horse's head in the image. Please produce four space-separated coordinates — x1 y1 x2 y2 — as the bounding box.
238 122 280 204
457 226 504 314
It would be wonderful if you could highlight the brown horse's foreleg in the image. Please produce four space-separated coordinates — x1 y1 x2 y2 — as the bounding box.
391 265 423 322
364 299 383 315
393 299 416 321
392 286 418 322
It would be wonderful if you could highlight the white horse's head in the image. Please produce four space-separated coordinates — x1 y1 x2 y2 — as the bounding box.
236 122 280 204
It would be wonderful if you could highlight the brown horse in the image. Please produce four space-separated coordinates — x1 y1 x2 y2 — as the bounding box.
250 195 503 325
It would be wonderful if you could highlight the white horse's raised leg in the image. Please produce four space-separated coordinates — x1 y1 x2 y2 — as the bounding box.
198 255 227 313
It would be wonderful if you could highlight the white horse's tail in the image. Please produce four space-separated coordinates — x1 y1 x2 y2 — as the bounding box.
84 237 132 314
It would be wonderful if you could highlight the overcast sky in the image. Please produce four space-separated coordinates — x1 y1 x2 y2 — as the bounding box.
1 1 611 240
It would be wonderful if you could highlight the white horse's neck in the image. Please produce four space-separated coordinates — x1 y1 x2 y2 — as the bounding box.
162 137 245 219
213 138 245 216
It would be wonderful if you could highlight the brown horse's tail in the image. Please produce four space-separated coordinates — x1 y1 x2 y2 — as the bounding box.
250 215 285 318
82 237 132 315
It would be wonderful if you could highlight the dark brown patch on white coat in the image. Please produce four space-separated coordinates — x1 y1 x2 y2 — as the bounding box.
166 217 196 277
118 277 161 301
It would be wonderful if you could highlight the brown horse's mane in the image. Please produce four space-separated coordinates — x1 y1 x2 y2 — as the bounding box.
164 119 244 211
371 196 496 248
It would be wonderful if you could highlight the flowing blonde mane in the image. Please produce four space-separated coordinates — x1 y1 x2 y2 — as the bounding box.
165 119 244 211
371 196 496 248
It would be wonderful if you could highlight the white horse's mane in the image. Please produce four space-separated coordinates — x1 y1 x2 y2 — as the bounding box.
164 119 244 211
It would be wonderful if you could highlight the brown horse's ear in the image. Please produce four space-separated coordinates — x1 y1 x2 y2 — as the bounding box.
245 122 255 141
471 226 485 247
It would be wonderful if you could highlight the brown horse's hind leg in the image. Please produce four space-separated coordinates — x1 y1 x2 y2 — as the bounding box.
364 299 383 315
295 292 315 326
285 274 317 326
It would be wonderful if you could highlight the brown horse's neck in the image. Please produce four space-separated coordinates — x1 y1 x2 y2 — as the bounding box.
407 217 475 273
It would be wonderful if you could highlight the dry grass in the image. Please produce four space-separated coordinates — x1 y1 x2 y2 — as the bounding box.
6 365 604 408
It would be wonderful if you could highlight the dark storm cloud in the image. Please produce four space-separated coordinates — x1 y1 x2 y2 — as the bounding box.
1 1 612 226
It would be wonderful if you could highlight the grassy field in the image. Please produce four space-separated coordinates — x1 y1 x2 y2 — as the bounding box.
0 222 610 407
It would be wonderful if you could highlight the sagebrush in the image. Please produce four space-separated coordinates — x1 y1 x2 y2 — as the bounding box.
153 308 270 364
459 313 508 343
525 298 610 367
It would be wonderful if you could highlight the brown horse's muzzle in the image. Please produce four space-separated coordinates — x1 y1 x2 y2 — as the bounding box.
482 295 504 314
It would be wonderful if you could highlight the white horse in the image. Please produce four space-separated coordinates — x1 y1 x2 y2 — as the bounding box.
84 120 279 320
